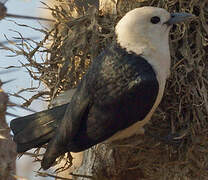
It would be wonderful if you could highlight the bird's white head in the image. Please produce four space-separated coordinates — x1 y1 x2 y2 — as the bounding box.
115 6 193 78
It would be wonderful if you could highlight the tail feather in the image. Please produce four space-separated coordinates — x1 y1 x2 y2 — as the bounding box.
14 121 57 143
16 131 56 153
10 103 68 153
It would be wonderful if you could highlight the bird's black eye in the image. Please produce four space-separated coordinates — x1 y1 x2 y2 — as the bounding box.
150 16 161 24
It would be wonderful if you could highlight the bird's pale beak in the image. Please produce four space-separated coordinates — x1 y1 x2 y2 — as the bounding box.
165 12 195 25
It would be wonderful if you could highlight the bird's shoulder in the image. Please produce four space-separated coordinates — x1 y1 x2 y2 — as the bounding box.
83 43 158 101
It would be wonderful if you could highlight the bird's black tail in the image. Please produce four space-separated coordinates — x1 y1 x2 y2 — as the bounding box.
10 103 68 153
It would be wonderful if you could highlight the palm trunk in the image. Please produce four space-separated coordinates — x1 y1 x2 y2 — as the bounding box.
0 85 17 180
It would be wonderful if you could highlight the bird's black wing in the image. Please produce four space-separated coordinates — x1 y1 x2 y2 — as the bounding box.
41 43 159 169
41 78 91 169
69 44 159 151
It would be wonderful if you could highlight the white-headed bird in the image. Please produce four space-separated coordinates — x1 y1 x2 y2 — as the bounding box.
10 7 193 170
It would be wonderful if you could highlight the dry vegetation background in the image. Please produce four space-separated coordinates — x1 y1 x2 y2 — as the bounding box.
1 0 208 179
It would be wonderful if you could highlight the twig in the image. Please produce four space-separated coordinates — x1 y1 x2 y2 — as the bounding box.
6 13 55 22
